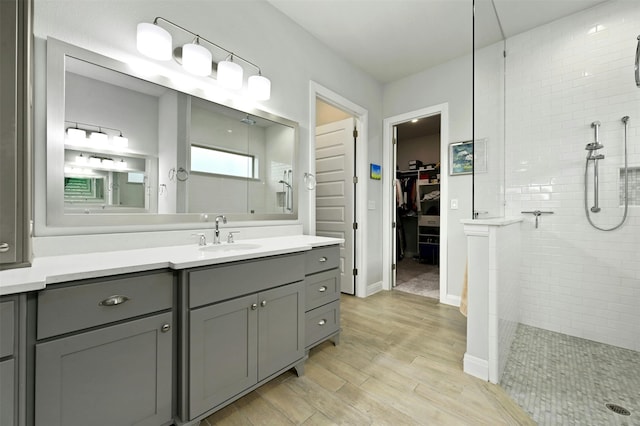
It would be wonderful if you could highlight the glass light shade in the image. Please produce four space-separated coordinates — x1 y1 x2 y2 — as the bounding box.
182 43 212 76
102 159 115 167
75 154 88 164
89 157 102 166
112 135 129 148
89 131 108 145
248 74 271 100
136 23 172 61
217 60 243 89
66 127 86 142
116 160 128 169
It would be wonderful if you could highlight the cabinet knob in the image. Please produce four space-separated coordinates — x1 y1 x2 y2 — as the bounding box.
318 256 327 263
318 319 327 326
0 242 9 253
161 323 171 333
98 295 130 307
260 300 267 307
251 303 258 310
318 286 327 293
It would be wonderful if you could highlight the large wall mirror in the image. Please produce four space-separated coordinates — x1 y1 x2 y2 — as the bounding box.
45 38 298 231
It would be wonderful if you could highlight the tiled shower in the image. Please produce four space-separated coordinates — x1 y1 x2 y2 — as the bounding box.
474 1 640 421
476 0 640 353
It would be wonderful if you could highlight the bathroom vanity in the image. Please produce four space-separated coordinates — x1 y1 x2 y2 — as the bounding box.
0 236 341 426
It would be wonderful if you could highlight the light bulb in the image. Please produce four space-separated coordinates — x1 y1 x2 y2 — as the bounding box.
217 59 243 89
248 74 271 100
182 42 212 77
136 22 172 61
112 135 129 148
66 127 86 143
89 131 108 146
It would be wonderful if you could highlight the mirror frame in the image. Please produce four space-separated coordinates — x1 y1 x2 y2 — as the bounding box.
45 38 299 231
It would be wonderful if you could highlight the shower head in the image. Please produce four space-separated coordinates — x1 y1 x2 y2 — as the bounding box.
241 115 256 125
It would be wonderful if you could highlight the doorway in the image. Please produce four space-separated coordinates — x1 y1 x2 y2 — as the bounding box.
310 81 368 297
382 103 450 303
394 115 441 299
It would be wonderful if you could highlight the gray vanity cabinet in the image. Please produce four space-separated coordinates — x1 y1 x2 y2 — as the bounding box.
185 253 305 421
304 245 341 350
33 271 174 426
1 296 24 426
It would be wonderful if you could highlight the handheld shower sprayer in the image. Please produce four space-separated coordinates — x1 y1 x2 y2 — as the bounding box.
585 121 604 156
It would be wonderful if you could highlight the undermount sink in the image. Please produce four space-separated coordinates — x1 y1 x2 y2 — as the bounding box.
199 243 262 253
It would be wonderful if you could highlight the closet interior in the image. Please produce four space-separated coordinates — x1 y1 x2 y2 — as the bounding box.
394 115 441 299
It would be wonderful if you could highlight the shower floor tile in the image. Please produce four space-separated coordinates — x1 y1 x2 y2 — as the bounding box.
500 324 640 426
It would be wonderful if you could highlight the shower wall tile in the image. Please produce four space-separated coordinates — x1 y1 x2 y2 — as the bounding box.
504 0 640 352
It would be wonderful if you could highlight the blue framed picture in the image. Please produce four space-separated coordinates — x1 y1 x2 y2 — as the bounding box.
370 163 381 180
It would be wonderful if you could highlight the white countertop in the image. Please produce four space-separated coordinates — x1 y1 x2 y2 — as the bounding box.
460 216 524 226
0 235 343 296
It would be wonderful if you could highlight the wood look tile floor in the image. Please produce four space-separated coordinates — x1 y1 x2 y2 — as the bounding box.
204 291 535 425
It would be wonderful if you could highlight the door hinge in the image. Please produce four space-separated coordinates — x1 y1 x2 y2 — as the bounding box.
393 137 397 146
353 268 358 276
392 221 396 228
353 176 358 184
353 128 358 138
392 264 396 270
352 222 358 230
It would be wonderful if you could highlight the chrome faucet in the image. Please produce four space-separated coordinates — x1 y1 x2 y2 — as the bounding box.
214 215 227 244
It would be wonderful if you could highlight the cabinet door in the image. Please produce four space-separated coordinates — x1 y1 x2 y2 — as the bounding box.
189 294 257 419
258 281 304 381
35 312 173 426
1 359 15 426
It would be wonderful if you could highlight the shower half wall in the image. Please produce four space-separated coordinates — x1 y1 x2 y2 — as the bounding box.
474 0 640 354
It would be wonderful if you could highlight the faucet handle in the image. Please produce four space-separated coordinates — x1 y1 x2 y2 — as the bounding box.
227 231 239 243
191 233 207 246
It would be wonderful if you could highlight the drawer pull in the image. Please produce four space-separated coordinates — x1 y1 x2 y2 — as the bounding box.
318 319 327 326
98 295 130 307
161 323 171 333
318 286 327 293
0 242 9 253
260 300 267 307
318 256 327 263
251 303 258 310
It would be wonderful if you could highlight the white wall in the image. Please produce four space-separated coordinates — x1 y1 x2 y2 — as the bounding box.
505 0 640 351
384 54 473 298
33 0 385 288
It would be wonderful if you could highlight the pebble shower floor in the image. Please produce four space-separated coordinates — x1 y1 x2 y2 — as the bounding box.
500 324 640 426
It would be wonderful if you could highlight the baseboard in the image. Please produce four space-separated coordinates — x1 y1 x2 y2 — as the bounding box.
440 294 461 307
463 353 489 381
365 281 383 297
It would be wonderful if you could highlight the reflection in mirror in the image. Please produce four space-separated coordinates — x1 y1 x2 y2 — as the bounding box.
44 38 298 230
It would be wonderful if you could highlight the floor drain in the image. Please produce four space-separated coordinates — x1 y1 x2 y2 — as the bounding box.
606 403 631 416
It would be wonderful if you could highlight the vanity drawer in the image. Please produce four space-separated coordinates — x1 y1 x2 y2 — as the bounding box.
305 300 340 348
0 300 15 358
37 271 173 340
305 269 339 311
305 245 340 275
189 253 305 308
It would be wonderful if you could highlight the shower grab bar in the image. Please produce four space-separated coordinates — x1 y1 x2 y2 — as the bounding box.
521 210 554 229
636 35 640 87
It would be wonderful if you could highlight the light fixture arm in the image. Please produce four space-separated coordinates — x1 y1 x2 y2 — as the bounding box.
152 16 262 74
65 120 123 135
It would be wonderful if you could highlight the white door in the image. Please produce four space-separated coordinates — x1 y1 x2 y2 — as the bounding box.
315 117 355 295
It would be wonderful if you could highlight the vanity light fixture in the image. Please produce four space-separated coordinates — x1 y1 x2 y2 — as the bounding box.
65 121 129 150
75 153 88 164
136 17 271 100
